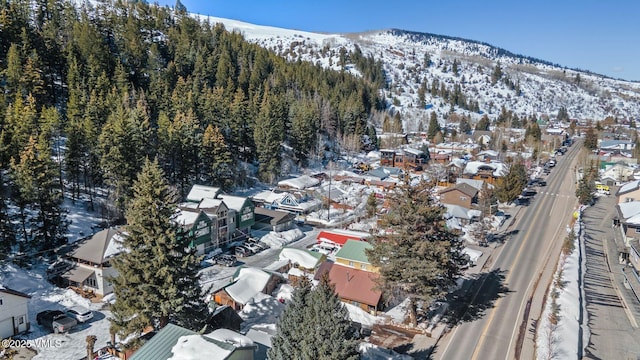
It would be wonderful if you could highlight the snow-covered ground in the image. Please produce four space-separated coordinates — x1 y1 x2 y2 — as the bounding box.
536 208 589 359
1 264 112 360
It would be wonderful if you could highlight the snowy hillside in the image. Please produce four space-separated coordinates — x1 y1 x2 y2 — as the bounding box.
198 15 640 129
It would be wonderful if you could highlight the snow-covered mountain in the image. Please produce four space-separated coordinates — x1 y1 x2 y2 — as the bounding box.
197 15 640 130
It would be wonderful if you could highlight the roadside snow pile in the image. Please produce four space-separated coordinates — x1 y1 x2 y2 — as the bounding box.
260 228 304 248
536 209 589 360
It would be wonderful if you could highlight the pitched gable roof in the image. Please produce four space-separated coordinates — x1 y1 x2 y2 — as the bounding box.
186 184 221 202
328 265 381 306
0 286 31 299
334 239 373 264
617 180 640 196
69 228 126 264
440 183 478 197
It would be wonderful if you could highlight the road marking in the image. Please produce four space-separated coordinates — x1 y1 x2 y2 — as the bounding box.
471 192 550 360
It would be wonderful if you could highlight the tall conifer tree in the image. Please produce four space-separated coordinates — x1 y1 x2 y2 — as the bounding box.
110 159 207 345
366 180 466 326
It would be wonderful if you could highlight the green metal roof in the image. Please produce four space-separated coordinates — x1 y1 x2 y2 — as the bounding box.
130 323 238 360
334 239 373 264
130 323 196 360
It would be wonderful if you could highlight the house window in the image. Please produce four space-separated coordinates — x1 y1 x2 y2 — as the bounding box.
635 228 640 234
460 196 467 201
86 278 98 288
351 301 360 307
360 264 367 270
19 316 25 325
348 261 354 267
0 297 3 306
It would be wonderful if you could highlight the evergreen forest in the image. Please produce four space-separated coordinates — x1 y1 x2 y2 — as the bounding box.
0 0 384 255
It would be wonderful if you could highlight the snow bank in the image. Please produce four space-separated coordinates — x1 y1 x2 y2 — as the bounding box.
259 228 304 249
536 209 589 359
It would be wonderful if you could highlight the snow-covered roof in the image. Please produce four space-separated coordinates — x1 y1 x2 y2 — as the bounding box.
251 190 286 204
186 184 221 202
443 203 481 220
69 228 126 264
618 201 640 219
225 268 272 305
208 328 254 348
618 180 640 195
169 334 234 360
277 175 320 190
199 198 225 209
217 194 249 211
463 161 508 177
279 247 324 269
456 178 492 191
173 208 201 227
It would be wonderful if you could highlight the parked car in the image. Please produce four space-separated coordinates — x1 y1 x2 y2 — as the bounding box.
37 310 77 334
218 254 237 267
234 246 249 258
65 306 93 323
244 242 262 254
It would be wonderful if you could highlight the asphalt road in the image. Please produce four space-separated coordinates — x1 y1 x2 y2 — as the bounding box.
437 142 581 360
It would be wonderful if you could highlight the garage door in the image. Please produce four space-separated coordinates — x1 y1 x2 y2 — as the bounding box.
0 317 14 338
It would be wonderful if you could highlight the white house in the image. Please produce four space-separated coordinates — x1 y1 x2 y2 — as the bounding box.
0 286 31 339
62 228 126 296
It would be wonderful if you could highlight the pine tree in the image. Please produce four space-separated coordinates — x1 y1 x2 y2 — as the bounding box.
110 159 208 346
584 127 598 150
269 277 358 360
366 180 466 326
10 135 67 251
495 161 528 204
427 111 440 140
254 88 285 183
201 125 234 191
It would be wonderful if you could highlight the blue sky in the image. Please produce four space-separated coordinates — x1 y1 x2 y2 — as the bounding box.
154 0 640 81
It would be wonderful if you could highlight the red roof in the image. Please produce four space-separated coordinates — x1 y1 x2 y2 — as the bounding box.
316 230 369 246
328 265 381 307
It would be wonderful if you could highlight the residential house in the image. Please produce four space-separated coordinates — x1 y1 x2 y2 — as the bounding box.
600 139 635 151
277 175 320 190
334 239 378 273
251 190 322 215
253 207 296 232
617 180 640 204
0 287 31 339
212 267 283 311
439 183 479 209
278 247 325 283
174 206 214 255
601 163 635 183
462 161 507 184
443 204 482 226
184 184 256 245
327 264 382 315
616 201 640 246
62 228 126 296
176 198 235 251
130 323 256 360
472 130 492 145
219 194 255 239
316 230 370 248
